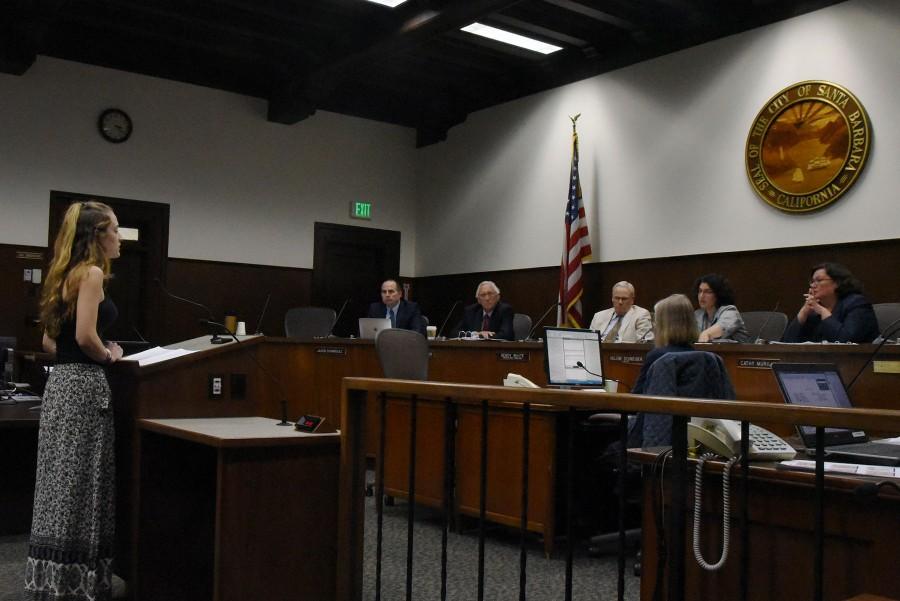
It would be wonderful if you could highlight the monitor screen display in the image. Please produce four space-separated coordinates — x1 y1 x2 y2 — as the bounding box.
543 327 603 386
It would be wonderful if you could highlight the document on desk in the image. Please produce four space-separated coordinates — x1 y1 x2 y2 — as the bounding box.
778 459 900 479
125 346 197 366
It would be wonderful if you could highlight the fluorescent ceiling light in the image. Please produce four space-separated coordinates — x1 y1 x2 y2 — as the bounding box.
364 0 409 7
461 22 562 55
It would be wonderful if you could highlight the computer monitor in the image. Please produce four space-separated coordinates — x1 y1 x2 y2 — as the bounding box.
542 327 603 387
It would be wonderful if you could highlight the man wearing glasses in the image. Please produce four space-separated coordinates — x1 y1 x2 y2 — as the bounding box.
456 281 516 340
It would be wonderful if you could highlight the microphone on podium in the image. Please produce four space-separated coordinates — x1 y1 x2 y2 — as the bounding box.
155 278 228 344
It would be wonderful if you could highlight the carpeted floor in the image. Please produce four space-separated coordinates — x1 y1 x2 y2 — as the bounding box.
1 494 639 600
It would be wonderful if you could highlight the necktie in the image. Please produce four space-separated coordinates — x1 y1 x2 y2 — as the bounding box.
482 312 490 332
604 315 622 342
389 308 396 328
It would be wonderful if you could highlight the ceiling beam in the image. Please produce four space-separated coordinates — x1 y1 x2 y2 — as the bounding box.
0 0 66 75
267 0 525 125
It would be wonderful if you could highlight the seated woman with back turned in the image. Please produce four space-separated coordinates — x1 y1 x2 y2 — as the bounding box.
693 273 750 343
631 293 698 394
782 262 879 343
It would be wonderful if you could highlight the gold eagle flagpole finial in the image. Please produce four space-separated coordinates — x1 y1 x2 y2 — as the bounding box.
569 113 580 132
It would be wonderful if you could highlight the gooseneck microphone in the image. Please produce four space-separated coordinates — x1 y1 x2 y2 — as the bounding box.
331 298 351 337
575 360 603 379
155 278 227 344
525 301 561 341
846 317 900 393
753 301 781 344
436 301 462 339
253 293 272 336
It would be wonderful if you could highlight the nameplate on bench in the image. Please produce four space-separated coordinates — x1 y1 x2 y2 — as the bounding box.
738 358 779 369
315 347 346 356
608 354 644 365
497 351 529 362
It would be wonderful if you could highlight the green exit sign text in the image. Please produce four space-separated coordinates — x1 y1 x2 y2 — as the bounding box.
350 201 372 220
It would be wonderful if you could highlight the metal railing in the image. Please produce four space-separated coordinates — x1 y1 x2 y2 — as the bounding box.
336 379 900 601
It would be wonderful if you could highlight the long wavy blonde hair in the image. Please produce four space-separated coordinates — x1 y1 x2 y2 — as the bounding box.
39 201 114 338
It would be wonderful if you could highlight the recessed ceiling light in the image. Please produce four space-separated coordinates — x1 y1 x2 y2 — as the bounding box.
461 22 562 55
364 0 409 7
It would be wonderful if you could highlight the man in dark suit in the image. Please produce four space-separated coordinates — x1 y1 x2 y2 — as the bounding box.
367 279 426 334
457 280 515 340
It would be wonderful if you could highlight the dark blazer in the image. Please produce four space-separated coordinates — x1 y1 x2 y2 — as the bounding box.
367 299 425 334
456 301 515 341
782 293 879 343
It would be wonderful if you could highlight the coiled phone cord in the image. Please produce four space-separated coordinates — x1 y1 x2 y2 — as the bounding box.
692 453 739 571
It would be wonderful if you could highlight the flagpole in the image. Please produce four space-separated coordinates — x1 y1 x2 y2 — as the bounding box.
558 114 592 328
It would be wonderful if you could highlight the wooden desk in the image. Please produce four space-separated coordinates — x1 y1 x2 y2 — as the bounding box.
136 417 340 601
0 400 41 534
631 449 900 601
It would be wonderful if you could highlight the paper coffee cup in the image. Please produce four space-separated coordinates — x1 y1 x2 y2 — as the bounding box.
604 379 618 393
426 325 437 339
236 321 247 336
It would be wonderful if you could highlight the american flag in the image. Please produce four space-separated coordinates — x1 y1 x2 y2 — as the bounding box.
558 117 592 327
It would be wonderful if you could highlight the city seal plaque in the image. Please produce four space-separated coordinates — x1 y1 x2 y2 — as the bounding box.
745 81 871 213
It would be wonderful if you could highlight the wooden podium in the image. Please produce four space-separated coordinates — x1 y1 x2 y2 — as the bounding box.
108 335 337 601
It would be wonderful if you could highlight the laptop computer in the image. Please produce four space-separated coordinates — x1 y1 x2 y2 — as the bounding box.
773 363 900 466
358 317 391 340
542 327 604 388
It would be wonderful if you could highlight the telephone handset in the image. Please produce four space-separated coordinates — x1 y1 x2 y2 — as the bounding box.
687 417 796 461
503 373 540 388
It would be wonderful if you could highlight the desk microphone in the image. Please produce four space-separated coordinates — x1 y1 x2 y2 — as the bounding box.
253 293 272 336
574 360 603 379
846 317 900 394
525 301 561 341
436 300 462 339
331 298 351 336
753 301 781 344
156 278 227 344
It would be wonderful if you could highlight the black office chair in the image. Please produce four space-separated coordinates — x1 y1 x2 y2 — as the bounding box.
512 313 533 341
873 303 900 340
375 328 429 380
741 311 789 342
283 307 336 339
590 351 735 570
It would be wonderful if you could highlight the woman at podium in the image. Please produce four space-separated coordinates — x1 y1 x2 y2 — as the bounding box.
25 201 124 601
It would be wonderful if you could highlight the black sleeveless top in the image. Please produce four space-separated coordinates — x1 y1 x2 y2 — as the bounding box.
56 296 119 365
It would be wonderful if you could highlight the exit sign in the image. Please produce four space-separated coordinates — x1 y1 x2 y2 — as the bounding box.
350 201 372 220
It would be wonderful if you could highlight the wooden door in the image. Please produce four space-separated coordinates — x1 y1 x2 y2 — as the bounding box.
49 191 169 345
312 222 400 337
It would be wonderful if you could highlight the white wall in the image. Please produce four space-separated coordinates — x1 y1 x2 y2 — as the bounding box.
415 0 900 276
0 58 418 273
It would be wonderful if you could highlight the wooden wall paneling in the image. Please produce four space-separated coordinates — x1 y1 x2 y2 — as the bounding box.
0 244 46 351
164 259 311 346
414 239 900 333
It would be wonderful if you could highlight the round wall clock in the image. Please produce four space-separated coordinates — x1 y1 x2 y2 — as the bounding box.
97 108 133 143
745 81 871 213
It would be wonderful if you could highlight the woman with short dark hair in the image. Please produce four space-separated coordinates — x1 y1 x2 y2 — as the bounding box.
692 273 750 343
782 262 879 343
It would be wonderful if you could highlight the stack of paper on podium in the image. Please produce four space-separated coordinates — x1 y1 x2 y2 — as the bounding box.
125 346 197 366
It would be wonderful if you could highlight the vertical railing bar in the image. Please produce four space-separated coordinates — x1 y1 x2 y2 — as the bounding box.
616 412 629 601
375 392 387 601
564 407 575 601
478 399 489 601
406 394 418 601
667 415 688 601
441 398 455 601
739 421 750 601
519 401 531 601
814 426 825 601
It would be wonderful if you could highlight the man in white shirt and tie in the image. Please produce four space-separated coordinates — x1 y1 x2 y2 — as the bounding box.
588 281 653 342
